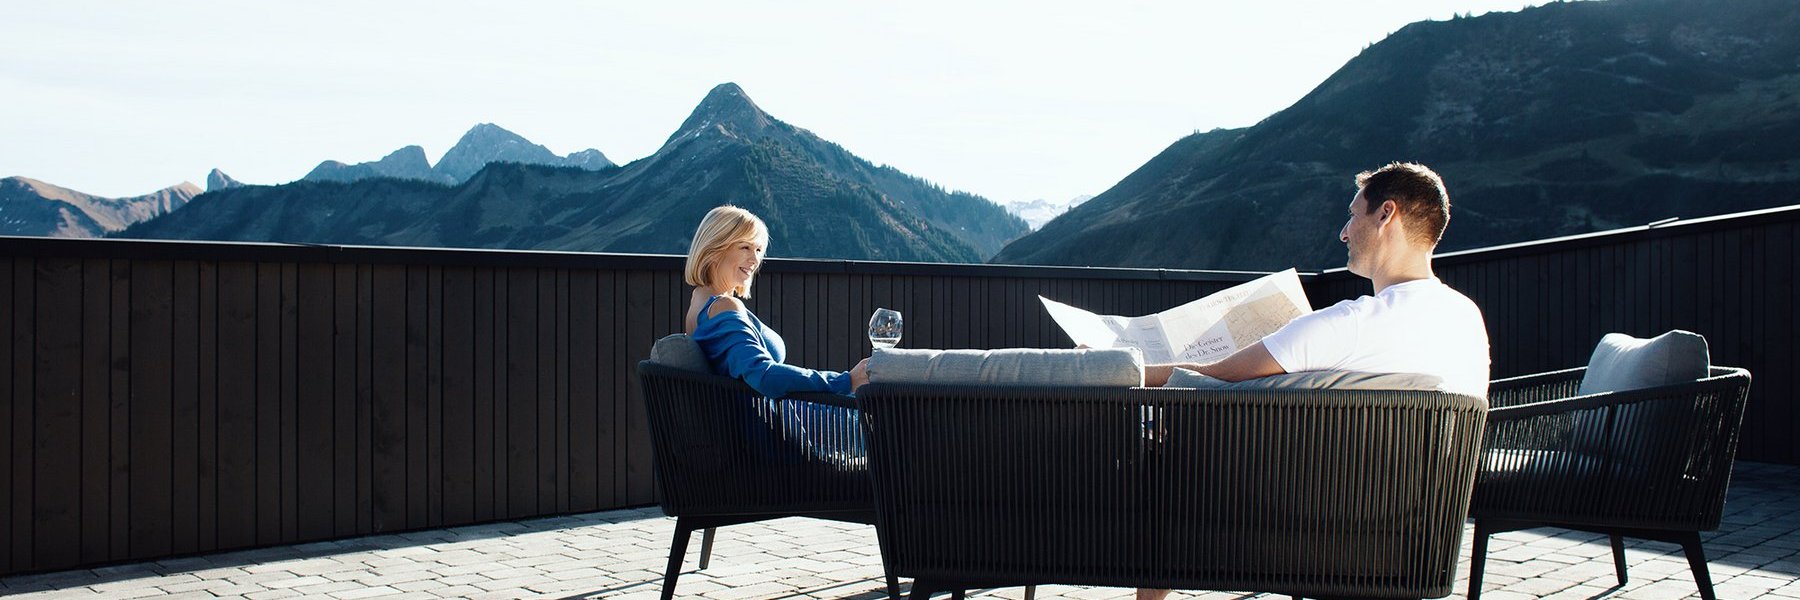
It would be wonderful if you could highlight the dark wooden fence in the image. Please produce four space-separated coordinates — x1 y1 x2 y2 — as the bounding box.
3 205 1797 575
0 236 1251 575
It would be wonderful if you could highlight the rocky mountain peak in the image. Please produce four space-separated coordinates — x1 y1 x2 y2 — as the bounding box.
207 168 244 191
666 82 775 146
435 123 560 182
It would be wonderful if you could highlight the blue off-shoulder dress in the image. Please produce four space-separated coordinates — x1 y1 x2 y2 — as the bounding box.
691 294 853 397
691 294 861 462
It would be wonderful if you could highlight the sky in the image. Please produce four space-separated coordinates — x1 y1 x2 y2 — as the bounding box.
2 0 1543 203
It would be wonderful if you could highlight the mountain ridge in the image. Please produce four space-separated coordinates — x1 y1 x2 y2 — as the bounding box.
0 176 199 237
994 0 1800 270
122 83 1028 262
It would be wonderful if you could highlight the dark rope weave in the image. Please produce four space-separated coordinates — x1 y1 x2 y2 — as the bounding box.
638 361 872 519
1473 366 1753 531
858 384 1488 599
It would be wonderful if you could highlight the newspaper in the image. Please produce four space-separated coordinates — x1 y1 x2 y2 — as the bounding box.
1039 269 1312 364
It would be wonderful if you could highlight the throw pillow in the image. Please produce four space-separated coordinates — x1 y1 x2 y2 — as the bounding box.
1577 330 1710 395
649 333 712 373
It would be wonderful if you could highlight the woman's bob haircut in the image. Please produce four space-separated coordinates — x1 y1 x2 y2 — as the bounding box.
684 205 769 298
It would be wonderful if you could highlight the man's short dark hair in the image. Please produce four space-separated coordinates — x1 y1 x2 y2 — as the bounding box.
1355 162 1450 246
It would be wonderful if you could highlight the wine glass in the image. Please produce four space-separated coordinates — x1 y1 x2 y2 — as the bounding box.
868 308 903 349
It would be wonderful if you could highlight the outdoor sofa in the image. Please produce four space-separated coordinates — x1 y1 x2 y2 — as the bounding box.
856 349 1489 600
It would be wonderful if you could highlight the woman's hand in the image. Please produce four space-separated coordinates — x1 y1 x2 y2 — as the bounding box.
849 358 870 391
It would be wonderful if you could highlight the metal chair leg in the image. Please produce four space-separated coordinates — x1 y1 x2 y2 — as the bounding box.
661 519 697 600
697 527 718 570
1679 532 1716 600
1467 520 1492 600
1610 534 1628 586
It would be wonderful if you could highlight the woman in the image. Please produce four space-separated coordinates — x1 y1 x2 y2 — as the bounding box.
684 205 869 396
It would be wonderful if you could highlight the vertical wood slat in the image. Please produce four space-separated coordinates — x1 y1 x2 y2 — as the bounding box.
506 268 536 517
538 269 558 514
624 270 653 505
296 264 334 541
215 263 255 550
428 266 445 527
332 264 357 537
472 268 495 522
129 260 174 560
34 259 81 569
106 260 129 559
595 270 619 507
279 264 299 542
441 267 475 523
254 263 280 545
566 270 598 512
10 258 33 571
405 265 428 530
370 265 405 532
171 261 200 555
0 258 12 574
79 260 109 564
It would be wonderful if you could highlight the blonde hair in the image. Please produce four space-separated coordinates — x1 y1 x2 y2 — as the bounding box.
684 205 769 298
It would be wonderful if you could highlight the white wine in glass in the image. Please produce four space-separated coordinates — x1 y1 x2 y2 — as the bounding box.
868 308 903 349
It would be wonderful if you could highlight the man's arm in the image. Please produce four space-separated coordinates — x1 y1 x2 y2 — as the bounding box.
1144 341 1286 386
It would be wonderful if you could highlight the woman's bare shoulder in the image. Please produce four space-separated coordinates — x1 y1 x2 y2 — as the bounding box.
707 294 745 317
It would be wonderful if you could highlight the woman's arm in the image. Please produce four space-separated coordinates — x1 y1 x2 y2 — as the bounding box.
695 301 853 397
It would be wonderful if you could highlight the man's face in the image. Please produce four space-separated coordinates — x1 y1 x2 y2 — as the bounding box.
1339 189 1380 276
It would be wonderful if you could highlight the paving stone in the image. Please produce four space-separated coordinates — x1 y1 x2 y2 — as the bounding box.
1 462 1794 600
330 585 403 599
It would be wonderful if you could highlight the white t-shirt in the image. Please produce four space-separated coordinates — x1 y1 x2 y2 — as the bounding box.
1261 278 1490 397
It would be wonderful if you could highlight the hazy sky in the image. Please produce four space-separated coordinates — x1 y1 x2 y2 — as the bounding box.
3 0 1541 202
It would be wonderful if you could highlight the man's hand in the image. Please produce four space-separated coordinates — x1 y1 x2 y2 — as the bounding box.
849 358 870 391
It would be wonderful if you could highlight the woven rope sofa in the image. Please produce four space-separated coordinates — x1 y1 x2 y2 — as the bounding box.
857 381 1488 600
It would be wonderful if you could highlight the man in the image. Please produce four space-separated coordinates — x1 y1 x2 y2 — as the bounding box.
1143 162 1490 397
1134 163 1489 600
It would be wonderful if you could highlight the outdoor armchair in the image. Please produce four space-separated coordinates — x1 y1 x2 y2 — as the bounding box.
857 383 1488 600
637 360 900 599
1468 364 1753 600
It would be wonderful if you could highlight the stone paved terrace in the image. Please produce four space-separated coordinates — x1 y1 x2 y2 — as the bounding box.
2 462 1795 600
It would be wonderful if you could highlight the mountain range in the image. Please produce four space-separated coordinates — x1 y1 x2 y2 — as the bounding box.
0 177 198 238
302 123 616 185
1005 195 1093 230
121 84 1028 262
995 0 1800 270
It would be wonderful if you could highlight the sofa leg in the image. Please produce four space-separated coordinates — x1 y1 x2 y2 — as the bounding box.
1023 585 1036 600
1468 520 1492 600
1609 534 1628 586
697 527 718 570
1678 531 1715 600
661 519 697 600
886 573 902 599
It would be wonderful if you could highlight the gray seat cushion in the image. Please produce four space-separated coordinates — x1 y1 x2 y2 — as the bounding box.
868 347 1144 387
649 333 711 373
1577 330 1709 396
1165 368 1444 391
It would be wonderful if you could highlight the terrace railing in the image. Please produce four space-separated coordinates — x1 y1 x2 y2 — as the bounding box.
1 203 1796 575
